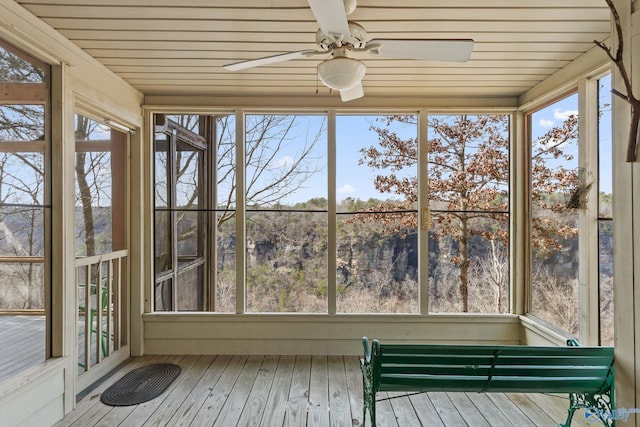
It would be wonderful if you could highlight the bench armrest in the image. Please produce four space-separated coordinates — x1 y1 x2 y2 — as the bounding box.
362 336 382 362
362 337 372 363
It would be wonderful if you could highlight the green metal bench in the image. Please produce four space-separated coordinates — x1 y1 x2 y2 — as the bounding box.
360 337 615 427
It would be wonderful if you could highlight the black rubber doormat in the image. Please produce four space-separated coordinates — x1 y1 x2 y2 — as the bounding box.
100 363 181 406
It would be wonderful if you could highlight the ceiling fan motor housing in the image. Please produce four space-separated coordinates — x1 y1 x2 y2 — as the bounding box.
316 22 367 51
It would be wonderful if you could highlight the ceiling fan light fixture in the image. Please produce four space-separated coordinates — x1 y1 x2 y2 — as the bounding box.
317 57 365 90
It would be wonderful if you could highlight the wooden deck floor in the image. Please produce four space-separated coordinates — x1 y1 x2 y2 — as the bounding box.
0 315 45 383
55 354 594 427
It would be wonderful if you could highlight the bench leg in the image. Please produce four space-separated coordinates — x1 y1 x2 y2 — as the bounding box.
360 400 376 427
561 390 614 427
361 380 376 426
360 401 377 427
360 362 376 427
561 404 577 427
359 390 376 426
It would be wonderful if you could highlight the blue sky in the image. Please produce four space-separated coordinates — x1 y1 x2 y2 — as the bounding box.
247 114 417 206
336 115 416 204
225 74 613 207
530 74 612 194
275 93 613 206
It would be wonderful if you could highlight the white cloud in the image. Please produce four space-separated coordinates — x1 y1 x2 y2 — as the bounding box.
274 155 294 168
553 108 578 120
338 183 356 194
538 119 555 128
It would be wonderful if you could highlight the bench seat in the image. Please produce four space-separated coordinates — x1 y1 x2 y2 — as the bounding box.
360 337 615 426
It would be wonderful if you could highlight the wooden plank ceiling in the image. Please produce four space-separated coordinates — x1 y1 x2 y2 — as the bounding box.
17 0 611 101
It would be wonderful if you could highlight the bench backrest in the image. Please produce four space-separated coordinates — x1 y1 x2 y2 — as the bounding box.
363 338 614 394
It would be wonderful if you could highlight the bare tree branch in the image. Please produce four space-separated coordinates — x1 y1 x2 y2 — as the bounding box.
594 0 640 161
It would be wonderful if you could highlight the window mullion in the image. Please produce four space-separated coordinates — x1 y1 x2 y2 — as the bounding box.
170 129 178 311
578 77 600 345
418 110 429 315
235 110 246 314
512 111 526 316
208 116 217 311
328 111 337 315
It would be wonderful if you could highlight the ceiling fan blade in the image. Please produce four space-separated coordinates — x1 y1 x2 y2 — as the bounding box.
366 39 474 62
340 82 364 102
223 50 323 71
307 0 351 41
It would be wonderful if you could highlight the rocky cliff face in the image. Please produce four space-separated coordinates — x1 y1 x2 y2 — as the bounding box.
336 232 418 284
214 211 420 289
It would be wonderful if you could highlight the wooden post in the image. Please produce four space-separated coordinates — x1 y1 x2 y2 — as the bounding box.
611 0 639 424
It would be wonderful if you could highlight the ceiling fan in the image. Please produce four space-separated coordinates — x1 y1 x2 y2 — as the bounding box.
223 0 474 102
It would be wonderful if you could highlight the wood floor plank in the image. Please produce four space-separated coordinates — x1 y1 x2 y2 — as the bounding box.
485 393 537 427
463 392 511 426
344 356 365 427
388 392 422 427
327 356 352 427
307 356 330 427
58 354 605 427
112 354 196 427
0 316 45 383
548 393 594 426
214 355 264 426
189 355 249 427
89 355 177 427
448 392 490 426
408 393 445 427
531 392 569 423
535 393 592 427
374 393 400 427
141 355 215 426
236 355 279 427
285 355 311 427
505 393 557 426
54 355 167 427
428 392 467 426
72 397 127 427
167 354 232 426
260 355 295 427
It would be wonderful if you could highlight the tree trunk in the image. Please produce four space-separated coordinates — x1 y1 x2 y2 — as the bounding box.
459 215 470 312
75 151 95 256
75 116 96 256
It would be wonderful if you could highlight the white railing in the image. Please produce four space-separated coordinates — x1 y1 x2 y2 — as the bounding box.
75 249 127 373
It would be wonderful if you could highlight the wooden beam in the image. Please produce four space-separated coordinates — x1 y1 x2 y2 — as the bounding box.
0 141 45 152
0 83 47 104
74 140 111 152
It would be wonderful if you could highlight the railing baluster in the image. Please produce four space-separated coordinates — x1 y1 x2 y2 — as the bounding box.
75 250 127 375
114 257 121 351
96 260 103 363
106 259 113 356
83 264 90 370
